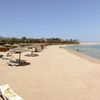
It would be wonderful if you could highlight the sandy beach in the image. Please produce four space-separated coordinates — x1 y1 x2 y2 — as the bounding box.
0 45 100 100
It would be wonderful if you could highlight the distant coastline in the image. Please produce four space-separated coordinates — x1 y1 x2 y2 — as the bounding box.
80 42 100 45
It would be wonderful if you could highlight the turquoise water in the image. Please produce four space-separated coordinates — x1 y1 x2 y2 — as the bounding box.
65 44 100 60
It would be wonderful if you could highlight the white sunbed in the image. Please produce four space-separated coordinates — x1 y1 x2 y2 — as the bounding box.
34 47 41 52
2 54 13 60
0 84 24 100
25 53 39 57
7 60 20 66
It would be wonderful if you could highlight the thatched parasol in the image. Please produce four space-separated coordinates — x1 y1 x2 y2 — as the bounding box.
4 43 12 47
9 47 29 63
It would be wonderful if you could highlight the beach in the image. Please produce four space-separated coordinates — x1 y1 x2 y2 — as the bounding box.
0 45 100 100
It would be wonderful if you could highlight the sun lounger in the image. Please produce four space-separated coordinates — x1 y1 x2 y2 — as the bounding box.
2 56 12 60
7 59 26 66
0 84 24 100
34 47 41 52
7 60 20 66
25 53 39 57
2 54 13 60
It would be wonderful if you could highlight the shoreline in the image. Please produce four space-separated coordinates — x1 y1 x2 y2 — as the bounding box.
63 46 100 64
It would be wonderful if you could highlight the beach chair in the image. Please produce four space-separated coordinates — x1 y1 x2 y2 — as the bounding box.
34 47 41 52
25 52 39 57
0 84 24 100
7 60 19 66
2 53 13 60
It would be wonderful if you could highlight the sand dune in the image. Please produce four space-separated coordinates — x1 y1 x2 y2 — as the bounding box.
0 45 100 100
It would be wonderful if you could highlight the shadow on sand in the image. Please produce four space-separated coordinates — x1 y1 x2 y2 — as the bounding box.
14 62 31 67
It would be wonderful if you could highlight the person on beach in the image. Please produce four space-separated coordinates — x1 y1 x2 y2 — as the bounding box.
77 49 79 52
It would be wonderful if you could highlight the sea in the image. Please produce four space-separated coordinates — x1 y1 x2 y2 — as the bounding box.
64 44 100 60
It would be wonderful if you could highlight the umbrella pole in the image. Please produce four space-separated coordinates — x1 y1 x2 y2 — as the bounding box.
32 48 33 55
19 53 21 64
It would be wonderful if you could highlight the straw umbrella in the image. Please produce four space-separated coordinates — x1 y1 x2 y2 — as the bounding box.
9 47 29 64
4 43 11 47
4 43 12 50
12 44 19 48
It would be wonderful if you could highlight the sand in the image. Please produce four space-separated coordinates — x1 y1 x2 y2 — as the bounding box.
0 45 100 100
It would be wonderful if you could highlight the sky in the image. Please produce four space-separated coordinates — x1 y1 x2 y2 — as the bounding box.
0 0 100 42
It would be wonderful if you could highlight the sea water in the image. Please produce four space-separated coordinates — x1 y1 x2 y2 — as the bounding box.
65 44 100 60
